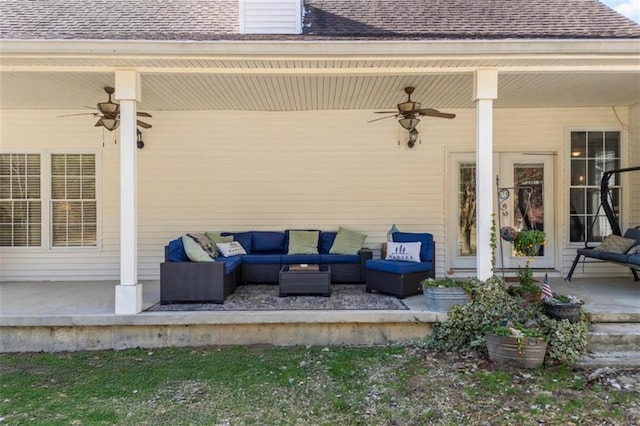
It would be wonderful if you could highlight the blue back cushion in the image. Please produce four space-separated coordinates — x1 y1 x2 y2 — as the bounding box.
319 232 337 254
167 237 189 262
392 232 434 262
221 232 253 254
623 228 640 245
251 231 285 253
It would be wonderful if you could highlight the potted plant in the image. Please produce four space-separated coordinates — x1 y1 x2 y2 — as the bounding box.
507 260 542 302
507 229 546 302
485 319 547 368
542 293 584 323
421 278 472 312
513 229 546 257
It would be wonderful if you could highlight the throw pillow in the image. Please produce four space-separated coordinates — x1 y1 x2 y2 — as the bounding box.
182 235 215 262
288 230 320 254
205 231 234 245
594 234 636 253
386 241 422 263
329 227 367 255
216 241 247 257
188 232 217 258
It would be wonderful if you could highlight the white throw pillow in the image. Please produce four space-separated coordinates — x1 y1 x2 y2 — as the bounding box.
216 241 247 257
385 241 422 263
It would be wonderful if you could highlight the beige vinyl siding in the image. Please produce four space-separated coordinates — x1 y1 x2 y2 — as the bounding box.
0 106 632 281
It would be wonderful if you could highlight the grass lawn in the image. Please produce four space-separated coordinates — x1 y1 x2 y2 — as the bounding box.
1 345 638 425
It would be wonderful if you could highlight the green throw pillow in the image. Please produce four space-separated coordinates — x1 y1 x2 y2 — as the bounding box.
329 227 366 255
182 235 215 262
204 232 234 245
288 230 320 254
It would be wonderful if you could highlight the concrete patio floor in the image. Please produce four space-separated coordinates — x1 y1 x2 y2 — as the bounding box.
0 277 638 352
1 276 638 318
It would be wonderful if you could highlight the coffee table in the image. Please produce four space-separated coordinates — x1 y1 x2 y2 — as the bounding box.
279 264 331 297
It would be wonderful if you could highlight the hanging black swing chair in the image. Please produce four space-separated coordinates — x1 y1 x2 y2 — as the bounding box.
566 166 640 281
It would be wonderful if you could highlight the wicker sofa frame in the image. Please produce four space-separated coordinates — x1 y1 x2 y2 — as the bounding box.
160 244 372 304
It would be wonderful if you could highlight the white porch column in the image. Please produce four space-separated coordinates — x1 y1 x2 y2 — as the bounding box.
114 70 143 314
474 70 498 280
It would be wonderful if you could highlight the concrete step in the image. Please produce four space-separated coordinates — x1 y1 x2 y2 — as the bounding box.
577 351 640 368
587 323 640 352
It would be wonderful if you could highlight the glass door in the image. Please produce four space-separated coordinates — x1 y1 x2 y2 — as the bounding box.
448 153 555 270
497 154 554 269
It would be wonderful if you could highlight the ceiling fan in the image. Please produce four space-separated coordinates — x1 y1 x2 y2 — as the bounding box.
369 86 455 131
60 86 152 131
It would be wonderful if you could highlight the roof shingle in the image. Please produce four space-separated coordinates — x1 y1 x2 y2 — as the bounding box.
1 0 638 41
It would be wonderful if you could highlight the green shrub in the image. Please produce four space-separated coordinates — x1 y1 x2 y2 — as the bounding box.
425 275 589 366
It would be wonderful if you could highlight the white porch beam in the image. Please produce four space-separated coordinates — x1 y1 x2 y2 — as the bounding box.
474 69 498 280
114 69 143 315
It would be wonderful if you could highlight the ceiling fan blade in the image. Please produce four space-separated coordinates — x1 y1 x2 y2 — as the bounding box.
373 111 399 114
137 120 152 129
58 112 98 117
94 119 103 127
137 112 152 117
367 114 397 123
416 109 456 119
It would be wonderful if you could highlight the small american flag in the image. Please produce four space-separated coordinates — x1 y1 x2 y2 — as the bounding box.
542 273 553 299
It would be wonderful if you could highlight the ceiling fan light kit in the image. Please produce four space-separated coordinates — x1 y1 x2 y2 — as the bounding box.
96 117 119 131
398 117 420 131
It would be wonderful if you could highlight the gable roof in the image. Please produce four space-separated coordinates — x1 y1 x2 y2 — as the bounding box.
1 0 639 41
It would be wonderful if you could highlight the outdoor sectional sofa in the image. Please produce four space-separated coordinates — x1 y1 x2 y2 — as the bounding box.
160 230 372 304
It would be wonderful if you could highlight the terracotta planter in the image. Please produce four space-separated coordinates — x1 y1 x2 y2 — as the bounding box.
522 291 542 303
486 333 547 368
543 301 582 323
424 287 469 312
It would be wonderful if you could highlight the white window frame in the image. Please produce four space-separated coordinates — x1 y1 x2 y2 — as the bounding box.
566 127 627 247
0 149 101 251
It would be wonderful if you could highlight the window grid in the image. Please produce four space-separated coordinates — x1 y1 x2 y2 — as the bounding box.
51 154 97 247
0 154 42 247
569 131 621 243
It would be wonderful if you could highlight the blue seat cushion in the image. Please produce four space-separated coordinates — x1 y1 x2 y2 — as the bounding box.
577 247 601 258
598 251 631 264
366 259 433 274
241 254 282 264
319 232 337 254
251 231 285 254
168 238 189 262
280 254 321 264
392 232 434 262
320 254 360 264
214 256 242 275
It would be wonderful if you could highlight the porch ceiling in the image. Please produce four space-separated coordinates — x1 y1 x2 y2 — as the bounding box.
1 52 639 111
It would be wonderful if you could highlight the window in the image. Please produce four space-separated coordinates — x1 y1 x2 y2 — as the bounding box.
0 154 42 247
569 131 621 243
51 154 97 247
